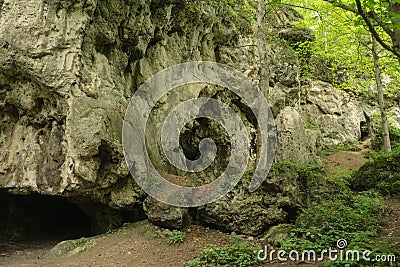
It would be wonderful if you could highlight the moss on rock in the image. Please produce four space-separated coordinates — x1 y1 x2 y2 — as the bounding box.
351 149 400 196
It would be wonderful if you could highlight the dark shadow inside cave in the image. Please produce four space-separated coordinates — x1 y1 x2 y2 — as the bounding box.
360 120 370 141
0 190 93 242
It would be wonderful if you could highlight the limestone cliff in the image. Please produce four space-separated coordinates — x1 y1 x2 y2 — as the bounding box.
0 0 376 235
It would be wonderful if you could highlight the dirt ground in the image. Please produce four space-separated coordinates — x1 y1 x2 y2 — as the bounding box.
0 221 234 267
320 139 370 176
1 140 399 267
382 196 400 250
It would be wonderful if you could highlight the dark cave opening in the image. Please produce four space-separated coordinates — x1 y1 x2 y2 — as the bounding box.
360 120 370 141
0 191 93 242
179 117 231 162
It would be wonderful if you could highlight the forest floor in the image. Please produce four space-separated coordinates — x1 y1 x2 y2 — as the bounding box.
320 139 370 175
0 140 399 267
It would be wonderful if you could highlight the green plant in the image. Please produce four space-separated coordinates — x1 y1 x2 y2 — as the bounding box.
320 244 399 267
103 228 120 235
166 230 186 245
319 144 359 157
286 0 400 98
372 125 400 151
46 238 97 257
154 228 186 245
320 149 331 156
276 190 387 252
370 111 400 151
304 122 319 130
66 238 96 253
68 238 87 250
351 147 400 195
334 144 359 152
187 233 261 267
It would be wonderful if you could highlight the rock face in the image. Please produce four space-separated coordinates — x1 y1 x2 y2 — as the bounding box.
143 197 189 229
388 106 400 129
0 0 376 235
274 106 316 163
197 165 306 236
300 81 367 147
0 0 241 207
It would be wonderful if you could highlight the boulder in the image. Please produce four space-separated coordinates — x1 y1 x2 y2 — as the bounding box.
274 106 316 162
300 81 367 147
143 197 190 230
197 164 307 236
261 224 293 246
351 150 400 196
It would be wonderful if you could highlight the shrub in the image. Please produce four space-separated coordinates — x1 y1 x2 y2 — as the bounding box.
186 233 260 267
165 230 186 245
372 125 400 151
370 111 400 151
153 228 186 245
351 148 400 196
276 191 387 251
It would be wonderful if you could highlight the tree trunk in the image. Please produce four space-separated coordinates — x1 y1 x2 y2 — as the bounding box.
389 1 400 64
372 35 392 153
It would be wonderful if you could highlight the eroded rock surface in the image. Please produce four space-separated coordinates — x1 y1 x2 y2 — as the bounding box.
143 196 189 229
0 0 377 235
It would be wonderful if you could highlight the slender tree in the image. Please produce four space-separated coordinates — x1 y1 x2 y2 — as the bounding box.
324 0 400 62
285 0 398 152
372 35 392 153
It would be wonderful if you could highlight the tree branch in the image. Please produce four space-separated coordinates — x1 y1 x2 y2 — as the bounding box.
323 0 358 14
368 11 394 37
355 0 400 58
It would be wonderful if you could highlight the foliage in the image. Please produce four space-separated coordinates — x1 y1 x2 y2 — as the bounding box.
370 112 400 151
351 147 400 196
48 237 97 256
319 144 360 156
303 121 318 130
269 162 355 204
334 144 360 152
276 190 387 252
294 163 331 194
166 230 186 245
324 0 400 61
372 124 400 151
186 233 261 267
154 228 186 245
320 148 331 156
277 178 399 264
284 0 400 98
266 162 327 198
66 237 96 252
103 228 121 235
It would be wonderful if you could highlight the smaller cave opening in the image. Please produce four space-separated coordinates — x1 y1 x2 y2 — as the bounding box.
179 117 231 162
0 191 93 242
93 140 114 177
360 120 370 141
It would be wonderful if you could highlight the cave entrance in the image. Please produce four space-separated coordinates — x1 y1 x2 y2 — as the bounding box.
0 190 93 242
360 120 370 141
